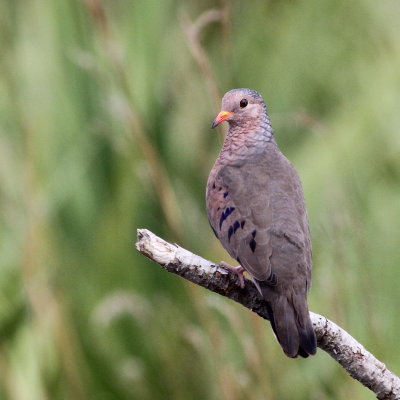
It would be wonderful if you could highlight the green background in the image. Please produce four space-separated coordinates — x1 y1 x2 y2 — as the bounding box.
1 1 400 399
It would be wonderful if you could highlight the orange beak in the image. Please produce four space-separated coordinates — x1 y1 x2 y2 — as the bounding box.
211 111 233 129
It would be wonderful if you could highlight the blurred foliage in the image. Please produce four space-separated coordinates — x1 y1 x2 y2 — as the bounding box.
1 0 400 399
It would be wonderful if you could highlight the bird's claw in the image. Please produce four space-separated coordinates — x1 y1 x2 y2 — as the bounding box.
219 261 245 288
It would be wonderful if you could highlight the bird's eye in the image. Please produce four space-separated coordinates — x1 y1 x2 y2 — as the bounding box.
240 98 248 108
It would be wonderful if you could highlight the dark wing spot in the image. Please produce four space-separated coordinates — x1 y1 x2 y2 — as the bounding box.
219 210 226 229
251 229 257 238
212 182 216 189
236 257 241 264
233 220 240 233
241 220 246 229
219 207 236 229
228 226 234 242
223 192 228 198
249 238 257 253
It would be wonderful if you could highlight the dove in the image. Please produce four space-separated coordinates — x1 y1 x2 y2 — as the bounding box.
206 88 316 358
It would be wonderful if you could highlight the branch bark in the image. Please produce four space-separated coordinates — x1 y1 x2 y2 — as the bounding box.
135 228 400 400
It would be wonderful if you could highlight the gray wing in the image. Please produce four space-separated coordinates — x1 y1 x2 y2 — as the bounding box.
206 148 311 287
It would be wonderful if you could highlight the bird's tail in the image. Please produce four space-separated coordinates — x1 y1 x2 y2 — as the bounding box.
259 282 316 358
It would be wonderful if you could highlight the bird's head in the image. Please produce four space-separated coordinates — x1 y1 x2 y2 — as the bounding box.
211 88 267 129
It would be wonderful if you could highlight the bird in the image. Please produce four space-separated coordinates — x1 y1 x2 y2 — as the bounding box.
206 88 317 358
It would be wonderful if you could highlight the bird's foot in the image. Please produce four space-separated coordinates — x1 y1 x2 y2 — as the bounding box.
219 262 245 288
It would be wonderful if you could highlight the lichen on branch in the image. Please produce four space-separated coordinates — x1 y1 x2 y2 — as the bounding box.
136 228 400 400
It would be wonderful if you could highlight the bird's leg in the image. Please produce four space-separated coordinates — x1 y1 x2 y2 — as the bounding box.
219 261 245 288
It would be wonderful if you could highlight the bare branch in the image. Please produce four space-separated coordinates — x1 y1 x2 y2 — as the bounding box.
135 228 400 400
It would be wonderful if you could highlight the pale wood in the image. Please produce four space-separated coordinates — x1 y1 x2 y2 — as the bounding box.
136 228 400 400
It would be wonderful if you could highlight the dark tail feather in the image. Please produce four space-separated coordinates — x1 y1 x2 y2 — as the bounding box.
293 292 317 356
270 295 300 357
297 315 317 356
260 283 316 358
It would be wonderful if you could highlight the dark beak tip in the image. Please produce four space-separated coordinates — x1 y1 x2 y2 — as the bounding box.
211 120 217 129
